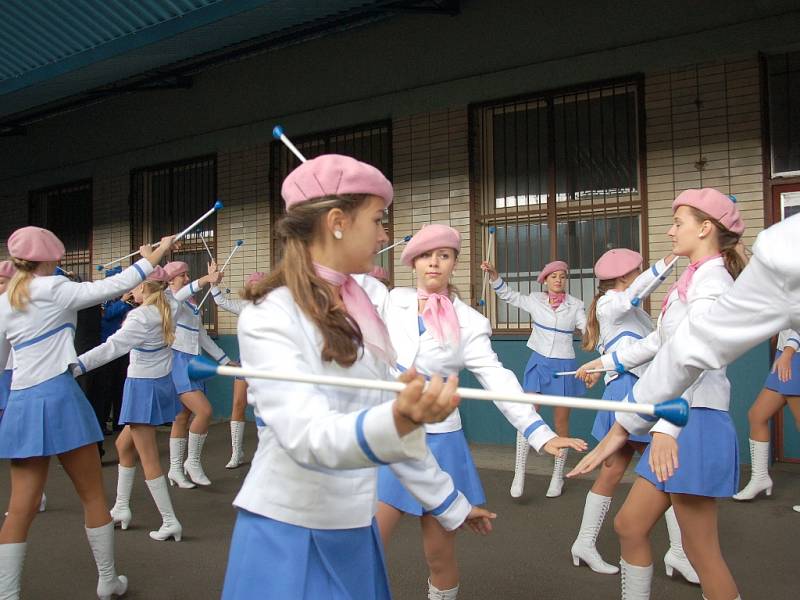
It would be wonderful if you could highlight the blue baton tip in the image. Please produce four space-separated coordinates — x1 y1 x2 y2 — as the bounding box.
96 265 104 271
653 398 690 427
478 299 485 306
188 356 220 381
403 235 412 242
272 125 284 139
488 226 497 234
631 297 641 307
214 200 223 211
236 239 244 246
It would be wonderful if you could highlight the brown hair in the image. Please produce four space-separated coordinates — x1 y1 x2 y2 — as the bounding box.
244 194 371 367
581 279 616 352
686 207 745 280
7 258 38 311
140 280 175 346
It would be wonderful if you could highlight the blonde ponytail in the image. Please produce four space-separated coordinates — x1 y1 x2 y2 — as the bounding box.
581 279 616 352
7 258 38 311
141 281 175 346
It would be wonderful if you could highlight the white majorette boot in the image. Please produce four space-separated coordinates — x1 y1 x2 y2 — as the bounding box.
546 448 569 498
733 439 772 501
167 437 195 489
110 465 136 530
146 477 183 542
509 432 529 498
0 542 26 600
225 421 245 469
510 432 531 498
85 522 128 600
428 578 459 600
663 506 699 584
571 491 619 574
794 505 800 513
184 432 211 486
619 559 652 600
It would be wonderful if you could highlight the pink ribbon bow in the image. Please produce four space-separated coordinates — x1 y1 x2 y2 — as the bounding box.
661 253 721 316
548 291 565 310
417 289 461 347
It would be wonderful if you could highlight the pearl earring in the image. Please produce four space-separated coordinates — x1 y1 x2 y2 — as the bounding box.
334 230 343 240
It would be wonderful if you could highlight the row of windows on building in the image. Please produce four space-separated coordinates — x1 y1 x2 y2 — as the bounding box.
25 52 800 332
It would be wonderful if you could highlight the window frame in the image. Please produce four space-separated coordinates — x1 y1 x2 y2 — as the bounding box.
468 75 649 334
28 178 94 282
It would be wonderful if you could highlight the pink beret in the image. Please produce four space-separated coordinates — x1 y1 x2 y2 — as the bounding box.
163 261 189 280
0 260 15 279
7 226 65 262
537 260 569 284
369 265 388 280
594 249 643 281
281 154 393 210
146 265 170 283
672 188 745 235
400 225 461 267
246 271 266 286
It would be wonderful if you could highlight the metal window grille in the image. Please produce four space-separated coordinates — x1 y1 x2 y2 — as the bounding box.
766 51 800 177
269 121 393 276
130 155 218 333
29 179 93 281
470 78 646 331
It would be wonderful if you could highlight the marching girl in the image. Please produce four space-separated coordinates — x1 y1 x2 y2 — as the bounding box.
481 259 587 498
375 224 586 600
164 261 232 487
0 226 174 600
572 249 696 584
0 260 16 423
0 261 46 515
732 328 800 503
209 270 266 468
221 154 494 600
73 266 183 542
572 189 745 600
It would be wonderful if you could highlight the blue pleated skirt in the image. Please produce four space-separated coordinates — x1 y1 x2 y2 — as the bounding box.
592 372 650 444
377 430 485 516
0 369 11 414
764 350 800 396
119 374 181 426
636 407 739 498
0 371 103 459
171 349 206 395
222 509 391 600
523 351 586 397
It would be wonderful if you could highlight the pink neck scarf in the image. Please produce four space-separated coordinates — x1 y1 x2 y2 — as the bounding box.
661 253 721 316
314 263 396 365
417 289 461 347
548 291 566 310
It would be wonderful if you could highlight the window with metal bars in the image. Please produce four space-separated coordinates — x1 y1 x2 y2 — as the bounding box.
130 155 218 334
470 78 645 331
29 179 93 282
766 51 800 177
269 121 393 275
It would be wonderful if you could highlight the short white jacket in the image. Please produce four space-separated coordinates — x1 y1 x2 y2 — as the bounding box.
75 304 176 379
233 285 471 531
167 280 230 364
490 279 586 358
382 286 557 451
603 257 734 438
0 259 153 389
777 329 800 353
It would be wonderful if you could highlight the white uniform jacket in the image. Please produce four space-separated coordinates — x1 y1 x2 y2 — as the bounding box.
601 256 734 438
594 260 671 383
75 304 177 379
167 280 230 364
234 285 472 531
211 285 247 316
624 214 800 427
0 259 153 390
381 287 558 451
777 329 800 353
490 278 586 358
